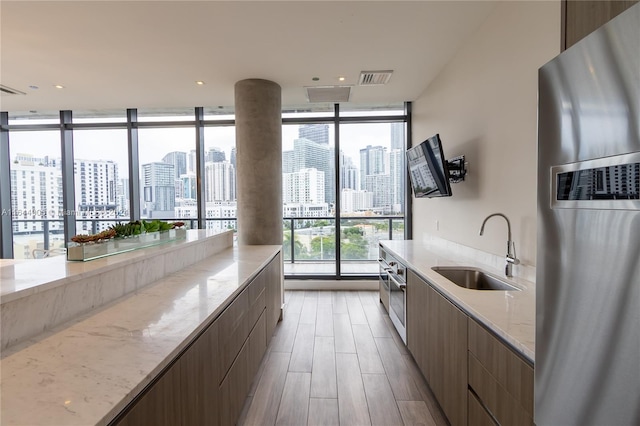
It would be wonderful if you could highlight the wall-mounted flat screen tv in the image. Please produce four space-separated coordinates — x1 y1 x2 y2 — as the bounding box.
406 134 452 198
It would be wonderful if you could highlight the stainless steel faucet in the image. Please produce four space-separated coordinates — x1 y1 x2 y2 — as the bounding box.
479 213 520 277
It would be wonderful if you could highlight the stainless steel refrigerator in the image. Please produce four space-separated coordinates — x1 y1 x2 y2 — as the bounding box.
536 4 640 425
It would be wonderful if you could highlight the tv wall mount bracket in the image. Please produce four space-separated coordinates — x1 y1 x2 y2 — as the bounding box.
447 155 467 183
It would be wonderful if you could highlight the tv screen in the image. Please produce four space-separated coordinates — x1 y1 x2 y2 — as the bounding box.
406 134 452 198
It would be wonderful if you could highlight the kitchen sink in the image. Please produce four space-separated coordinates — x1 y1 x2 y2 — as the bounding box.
431 266 520 291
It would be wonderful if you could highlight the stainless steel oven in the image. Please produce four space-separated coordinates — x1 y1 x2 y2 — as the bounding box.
387 257 407 344
378 248 392 313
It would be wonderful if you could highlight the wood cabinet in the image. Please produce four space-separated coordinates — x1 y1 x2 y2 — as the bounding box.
407 269 429 380
113 252 281 426
180 321 221 426
563 0 638 49
468 390 497 426
467 319 534 426
117 358 183 426
407 270 468 426
265 252 283 345
220 310 267 425
407 269 533 426
217 287 250 383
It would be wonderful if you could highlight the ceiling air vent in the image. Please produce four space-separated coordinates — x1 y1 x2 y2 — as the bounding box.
0 85 26 96
305 86 351 103
358 70 393 86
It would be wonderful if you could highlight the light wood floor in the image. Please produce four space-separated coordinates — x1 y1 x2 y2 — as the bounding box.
238 290 448 426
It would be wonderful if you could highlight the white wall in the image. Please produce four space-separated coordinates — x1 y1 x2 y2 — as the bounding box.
411 1 561 267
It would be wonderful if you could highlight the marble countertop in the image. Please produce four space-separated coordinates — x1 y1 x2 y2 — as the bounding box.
0 244 281 426
380 240 535 363
0 229 227 304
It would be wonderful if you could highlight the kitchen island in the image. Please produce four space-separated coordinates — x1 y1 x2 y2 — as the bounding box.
0 230 283 426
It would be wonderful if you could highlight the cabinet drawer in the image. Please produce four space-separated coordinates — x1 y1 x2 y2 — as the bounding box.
468 319 533 416
468 353 533 426
247 309 267 391
180 321 220 426
248 280 266 330
468 390 498 426
219 309 266 426
217 288 249 383
248 268 266 302
219 337 250 426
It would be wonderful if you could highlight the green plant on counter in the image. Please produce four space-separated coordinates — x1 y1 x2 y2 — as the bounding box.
108 220 182 238
71 220 186 244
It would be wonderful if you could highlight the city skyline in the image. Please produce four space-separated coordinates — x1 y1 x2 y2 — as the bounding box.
7 122 399 175
7 121 406 222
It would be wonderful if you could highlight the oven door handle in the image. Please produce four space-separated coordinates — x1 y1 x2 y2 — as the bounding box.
389 273 406 291
378 258 393 272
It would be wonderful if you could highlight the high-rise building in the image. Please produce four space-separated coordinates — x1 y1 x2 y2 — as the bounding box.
283 168 325 204
142 162 175 218
390 122 405 151
298 124 329 145
180 173 198 200
365 174 392 210
289 138 334 204
206 147 226 163
230 148 237 168
389 150 405 213
205 161 236 202
188 150 197 174
359 145 387 190
117 178 129 216
339 151 359 191
341 188 374 213
162 151 187 180
74 159 119 232
282 150 295 174
10 161 63 234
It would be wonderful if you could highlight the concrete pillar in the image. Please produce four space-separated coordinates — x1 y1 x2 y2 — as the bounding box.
235 79 283 245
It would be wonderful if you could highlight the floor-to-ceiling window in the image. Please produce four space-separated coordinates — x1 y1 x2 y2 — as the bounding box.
1 104 409 270
282 119 337 276
282 104 409 278
73 128 129 234
203 125 237 233
138 127 196 221
6 113 65 259
137 107 195 222
338 121 406 276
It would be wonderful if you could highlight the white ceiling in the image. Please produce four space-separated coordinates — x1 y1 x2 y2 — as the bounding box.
0 1 497 115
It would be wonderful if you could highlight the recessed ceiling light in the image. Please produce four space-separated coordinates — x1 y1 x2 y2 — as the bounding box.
29 85 39 90
196 81 205 85
338 77 346 82
312 77 320 82
54 84 65 89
